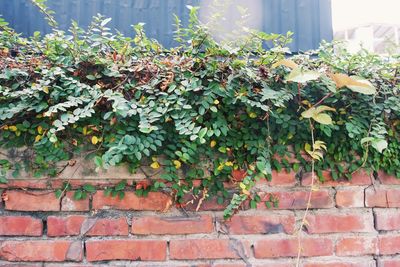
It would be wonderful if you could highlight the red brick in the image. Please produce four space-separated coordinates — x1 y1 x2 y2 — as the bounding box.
306 212 374 233
379 235 400 255
132 215 213 235
47 216 128 236
183 195 232 211
303 261 375 267
0 240 82 262
378 259 400 267
4 190 60 211
0 179 48 189
213 264 247 267
85 240 166 261
85 217 128 236
253 264 294 267
169 239 248 260
254 237 333 258
0 216 42 236
366 188 400 208
302 170 372 186
61 191 89 211
375 209 400 231
257 190 334 210
47 216 85 236
257 170 296 186
336 236 377 256
222 214 295 234
336 189 364 208
92 191 172 211
377 171 400 185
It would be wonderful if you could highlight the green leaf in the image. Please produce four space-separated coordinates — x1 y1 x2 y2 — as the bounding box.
115 180 127 191
74 190 83 200
371 139 388 153
55 189 62 198
83 184 96 193
250 199 257 209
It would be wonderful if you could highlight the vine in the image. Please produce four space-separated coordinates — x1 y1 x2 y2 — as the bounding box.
0 1 399 221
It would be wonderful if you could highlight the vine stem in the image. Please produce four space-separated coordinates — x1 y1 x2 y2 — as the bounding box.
296 119 315 267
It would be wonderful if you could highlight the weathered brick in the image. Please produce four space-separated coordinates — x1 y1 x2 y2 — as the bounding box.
366 188 400 208
336 188 365 208
0 216 42 236
378 259 400 267
221 214 295 234
0 179 48 189
169 239 248 260
47 216 128 236
306 212 374 233
379 235 400 255
183 195 232 211
377 171 400 185
61 191 89 211
85 240 166 261
303 261 375 267
92 191 172 211
85 217 129 236
256 170 296 186
132 215 213 235
47 215 86 236
257 190 334 210
375 209 400 231
4 190 59 211
0 240 82 262
336 236 377 256
254 237 333 258
302 170 372 186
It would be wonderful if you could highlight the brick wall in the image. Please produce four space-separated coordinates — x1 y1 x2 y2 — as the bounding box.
0 170 400 266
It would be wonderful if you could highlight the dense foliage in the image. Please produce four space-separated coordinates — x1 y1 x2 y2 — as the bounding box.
0 5 399 217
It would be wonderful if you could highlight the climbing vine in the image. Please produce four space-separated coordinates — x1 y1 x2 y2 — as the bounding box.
0 2 399 218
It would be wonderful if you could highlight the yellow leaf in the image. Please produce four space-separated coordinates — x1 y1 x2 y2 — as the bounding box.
37 126 43 134
8 126 17 132
242 189 250 196
217 163 224 171
82 126 88 135
173 160 181 169
329 73 376 94
239 182 246 189
42 86 49 94
35 135 42 142
313 113 333 125
225 161 234 167
213 99 220 105
15 131 21 136
272 59 298 69
150 161 160 169
91 136 99 145
249 112 257 118
210 140 217 148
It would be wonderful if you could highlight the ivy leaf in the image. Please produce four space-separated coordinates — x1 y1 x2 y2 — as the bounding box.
285 68 320 83
83 184 96 193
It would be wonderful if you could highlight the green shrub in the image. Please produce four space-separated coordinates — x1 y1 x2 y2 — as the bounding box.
0 4 399 218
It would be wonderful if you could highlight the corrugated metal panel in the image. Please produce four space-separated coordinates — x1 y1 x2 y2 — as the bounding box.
0 0 332 51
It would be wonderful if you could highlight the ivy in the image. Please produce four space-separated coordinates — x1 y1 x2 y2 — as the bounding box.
0 3 399 217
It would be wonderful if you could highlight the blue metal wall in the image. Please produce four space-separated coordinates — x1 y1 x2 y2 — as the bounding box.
0 0 333 51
